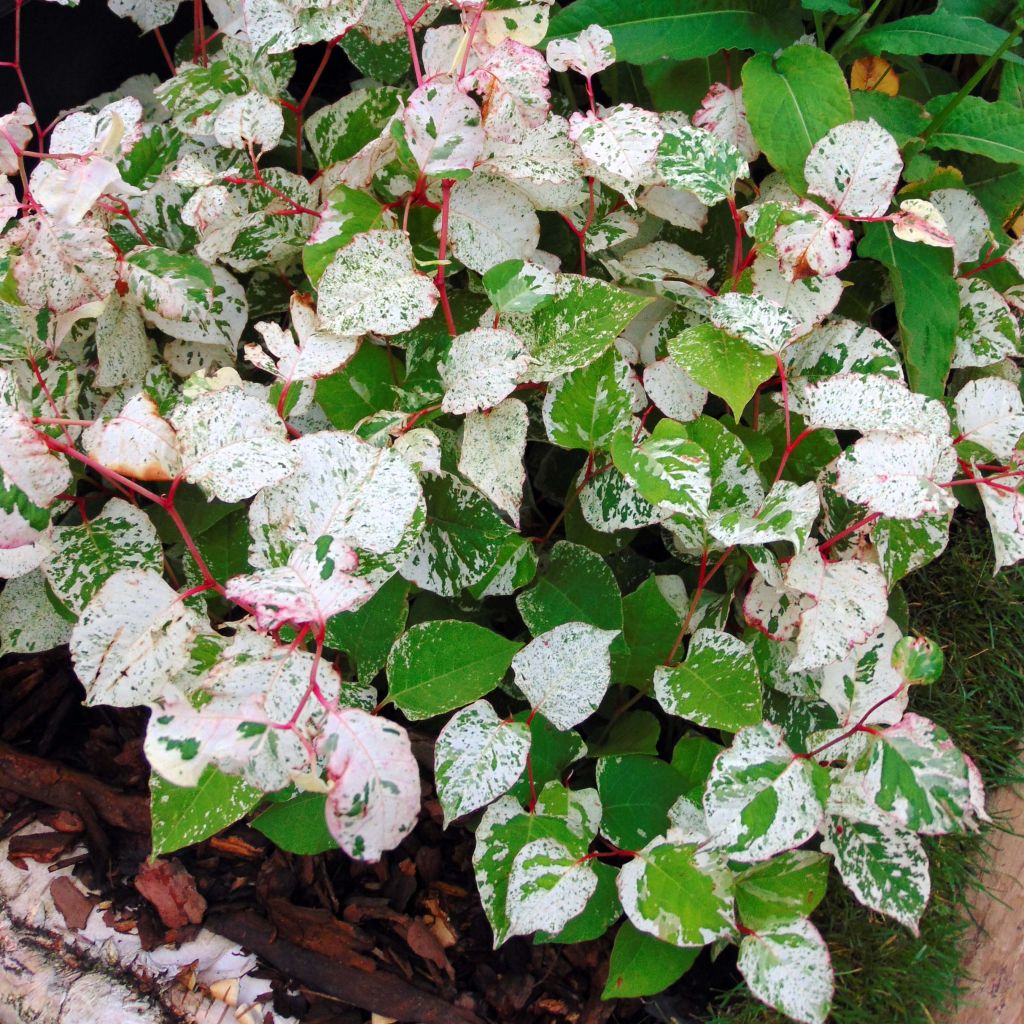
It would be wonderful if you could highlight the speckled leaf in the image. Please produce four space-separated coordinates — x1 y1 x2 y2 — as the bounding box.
546 24 615 78
82 392 182 482
693 83 758 163
512 621 619 731
642 359 707 423
578 463 662 533
304 86 402 168
446 174 540 275
785 320 902 383
709 481 819 551
617 838 735 947
657 123 748 206
43 498 163 617
653 629 761 733
0 570 73 657
568 104 662 200
954 378 1024 460
737 918 833 1024
459 397 528 525
953 278 1020 369
506 836 599 938
483 259 558 315
404 76 485 178
703 722 824 862
710 293 799 356
804 120 901 217
319 707 419 860
318 230 438 337
70 568 205 706
435 700 530 826
440 328 531 416
979 477 1024 571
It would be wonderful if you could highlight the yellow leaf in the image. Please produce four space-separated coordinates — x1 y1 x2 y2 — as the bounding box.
851 57 899 96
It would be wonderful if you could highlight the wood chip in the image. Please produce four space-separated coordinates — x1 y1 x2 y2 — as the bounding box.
49 875 95 930
134 859 207 929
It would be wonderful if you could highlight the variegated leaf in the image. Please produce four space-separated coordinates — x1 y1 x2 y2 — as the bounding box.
440 327 532 415
804 120 901 218
458 397 529 525
506 836 598 938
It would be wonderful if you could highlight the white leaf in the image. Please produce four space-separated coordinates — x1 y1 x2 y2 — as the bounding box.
435 699 531 827
213 91 284 150
139 264 248 351
0 570 72 657
953 278 1021 369
547 23 615 78
319 707 420 861
49 96 142 159
446 173 540 274
738 918 833 1024
317 230 438 337
511 621 619 730
804 119 901 218
32 155 139 226
465 39 551 142
710 292 800 354
692 83 758 162
95 294 152 388
568 104 662 201
890 198 956 247
751 255 842 334
0 382 71 509
70 568 205 706
835 431 958 519
250 428 422 574
785 544 889 672
774 199 854 280
709 480 819 550
242 0 367 53
928 188 988 268
1007 235 1024 278
440 327 531 415
0 103 34 174
506 836 598 938
459 397 528 525
42 497 163 617
480 2 551 47
704 722 823 862
642 359 707 422
393 427 442 474
171 385 298 503
790 372 950 437
819 617 907 729
954 377 1024 459
785 318 902 382
604 240 713 302
636 184 708 231
225 540 373 631
404 75 485 178
108 0 181 30
978 476 1024 572
83 392 182 482
821 814 929 933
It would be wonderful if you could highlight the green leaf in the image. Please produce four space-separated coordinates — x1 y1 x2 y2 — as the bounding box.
303 185 388 286
603 920 698 999
325 573 409 683
597 754 689 850
342 32 409 84
735 850 830 930
611 421 712 518
508 711 586 804
151 766 262 857
654 628 762 732
851 92 930 146
316 342 400 430
518 540 624 637
856 8 1024 63
859 222 959 397
502 276 651 381
671 733 723 791
669 324 776 421
924 95 1024 164
618 838 735 945
613 576 686 689
546 1 802 65
590 711 662 757
386 619 522 720
741 45 853 192
541 349 634 452
304 86 402 168
253 792 339 855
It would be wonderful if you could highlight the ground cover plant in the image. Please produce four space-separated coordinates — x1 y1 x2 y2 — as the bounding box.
1 0 1023 1021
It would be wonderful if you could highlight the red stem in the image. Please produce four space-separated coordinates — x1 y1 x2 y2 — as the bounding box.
435 179 457 336
728 197 744 281
818 511 882 554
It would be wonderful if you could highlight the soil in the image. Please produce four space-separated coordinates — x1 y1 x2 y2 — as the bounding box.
0 649 733 1024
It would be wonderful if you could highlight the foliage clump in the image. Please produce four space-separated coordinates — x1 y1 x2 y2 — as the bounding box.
1 2 1023 1022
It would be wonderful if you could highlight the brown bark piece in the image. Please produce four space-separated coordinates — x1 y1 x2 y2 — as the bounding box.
134 859 207 929
50 876 96 930
8 830 78 865
951 783 1024 1024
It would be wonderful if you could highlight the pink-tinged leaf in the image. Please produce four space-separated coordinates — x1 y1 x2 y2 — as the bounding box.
466 39 551 143
213 91 285 151
774 200 853 280
743 570 810 642
49 97 142 159
446 173 540 274
405 76 486 179
31 155 140 226
0 373 71 509
0 103 34 174
890 199 956 248
546 24 615 79
804 119 902 218
10 215 117 315
568 104 662 201
83 392 181 482
835 431 958 519
226 540 373 631
458 397 529 526
978 474 1024 572
319 708 420 861
692 83 759 163
928 188 988 267
751 255 842 335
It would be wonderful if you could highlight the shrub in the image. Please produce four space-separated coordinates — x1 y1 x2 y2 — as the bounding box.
0 2 1022 1022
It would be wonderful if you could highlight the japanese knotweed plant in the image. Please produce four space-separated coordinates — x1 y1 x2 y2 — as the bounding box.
1 0 1024 1020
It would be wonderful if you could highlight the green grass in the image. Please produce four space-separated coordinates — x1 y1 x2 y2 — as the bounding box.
707 516 1024 1024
